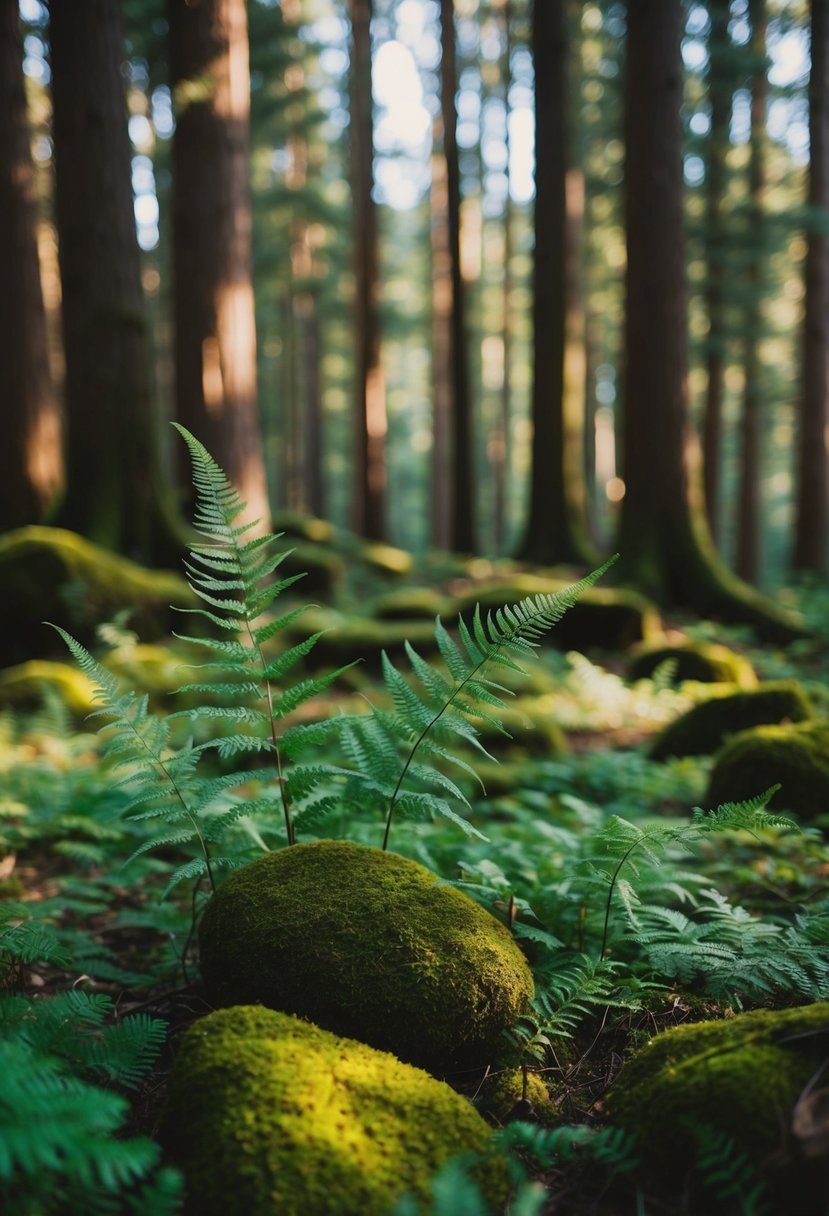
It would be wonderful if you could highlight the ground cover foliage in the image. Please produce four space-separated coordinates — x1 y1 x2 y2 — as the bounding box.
3 438 829 1214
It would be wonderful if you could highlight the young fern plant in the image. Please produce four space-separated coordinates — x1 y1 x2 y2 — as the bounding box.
330 554 618 851
49 425 352 896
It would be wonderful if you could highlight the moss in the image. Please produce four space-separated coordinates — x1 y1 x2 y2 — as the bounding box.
271 511 337 545
198 841 534 1073
629 640 758 688
608 1002 829 1201
706 722 829 819
0 661 99 716
475 697 568 759
452 577 662 652
357 540 414 578
480 1068 558 1125
279 541 345 595
285 608 440 672
371 587 451 621
162 1005 507 1216
650 681 812 760
0 526 192 666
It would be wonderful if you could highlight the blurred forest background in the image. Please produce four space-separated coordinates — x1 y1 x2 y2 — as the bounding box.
3 0 827 609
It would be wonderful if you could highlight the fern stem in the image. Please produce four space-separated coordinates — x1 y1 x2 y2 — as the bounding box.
599 838 643 962
244 617 295 847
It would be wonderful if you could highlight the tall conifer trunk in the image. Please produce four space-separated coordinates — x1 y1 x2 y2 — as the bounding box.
168 0 271 533
349 0 387 541
795 0 829 574
0 0 61 528
439 0 476 553
519 0 594 565
617 0 800 637
50 0 173 560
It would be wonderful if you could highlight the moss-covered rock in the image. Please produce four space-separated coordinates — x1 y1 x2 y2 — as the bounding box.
371 586 451 621
629 640 758 688
0 660 99 715
608 1002 829 1206
0 526 192 666
479 1068 558 1125
285 607 440 671
198 840 534 1072
706 722 829 819
453 577 661 652
162 1005 506 1216
650 681 812 760
476 697 568 759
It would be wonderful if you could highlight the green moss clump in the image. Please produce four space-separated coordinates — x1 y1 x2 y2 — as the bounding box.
162 1005 507 1216
198 841 534 1073
608 1002 829 1202
453 577 661 652
650 681 812 760
285 608 439 671
480 1068 558 1125
0 526 192 666
0 661 98 716
371 586 451 621
706 721 829 819
629 640 758 688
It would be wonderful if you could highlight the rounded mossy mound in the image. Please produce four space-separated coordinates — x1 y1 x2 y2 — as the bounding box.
608 1002 829 1206
706 721 829 819
475 697 568 759
162 1005 507 1216
0 660 98 715
0 526 192 666
480 1068 558 1126
371 586 451 621
650 681 812 760
629 640 758 688
453 577 661 652
198 841 534 1072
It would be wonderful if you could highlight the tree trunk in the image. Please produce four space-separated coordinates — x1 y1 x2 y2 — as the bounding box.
349 0 387 541
0 0 61 529
50 0 175 561
794 0 829 574
736 0 767 584
168 0 271 533
439 0 476 554
701 0 733 544
430 113 453 551
618 0 802 638
518 0 595 566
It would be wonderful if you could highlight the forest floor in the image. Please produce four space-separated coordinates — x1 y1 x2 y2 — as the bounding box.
2 548 829 1215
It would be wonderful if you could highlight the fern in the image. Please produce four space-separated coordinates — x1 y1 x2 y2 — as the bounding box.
343 555 618 850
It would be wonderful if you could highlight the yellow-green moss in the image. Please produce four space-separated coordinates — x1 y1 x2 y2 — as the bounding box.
0 661 98 715
475 697 568 759
0 526 192 664
198 841 534 1073
629 640 758 688
480 1068 558 1125
650 681 812 760
706 721 829 819
608 1002 829 1194
453 577 661 652
163 1005 507 1216
371 587 452 621
284 608 440 671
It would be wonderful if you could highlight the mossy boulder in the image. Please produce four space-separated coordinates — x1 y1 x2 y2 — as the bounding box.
0 526 192 666
629 640 758 688
608 1002 829 1207
0 660 98 716
650 681 812 760
453 577 661 652
371 586 451 621
706 722 829 820
480 1068 558 1126
198 840 534 1073
285 608 440 672
162 1005 507 1216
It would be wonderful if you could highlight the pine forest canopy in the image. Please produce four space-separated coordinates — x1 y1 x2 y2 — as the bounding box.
4 0 827 604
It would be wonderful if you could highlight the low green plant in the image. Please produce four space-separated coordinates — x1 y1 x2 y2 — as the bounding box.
51 427 616 890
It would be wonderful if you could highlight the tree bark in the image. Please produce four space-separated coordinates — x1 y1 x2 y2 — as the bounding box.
50 0 175 561
168 0 271 533
618 0 802 638
349 0 387 541
701 0 733 545
0 0 61 529
794 0 829 574
518 0 595 566
439 0 476 553
736 0 768 584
